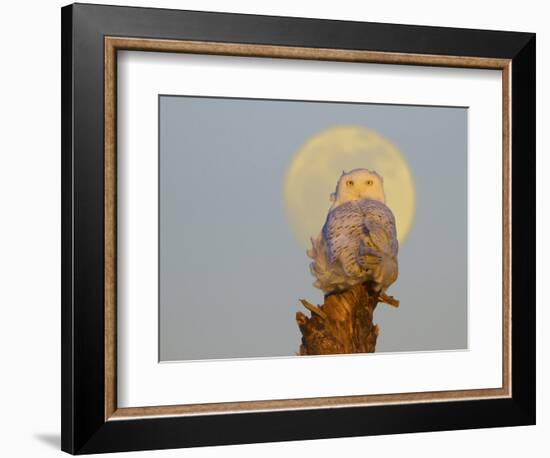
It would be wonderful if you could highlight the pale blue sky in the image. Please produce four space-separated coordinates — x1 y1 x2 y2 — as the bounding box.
159 95 467 361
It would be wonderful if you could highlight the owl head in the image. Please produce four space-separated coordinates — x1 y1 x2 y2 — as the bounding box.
330 169 386 209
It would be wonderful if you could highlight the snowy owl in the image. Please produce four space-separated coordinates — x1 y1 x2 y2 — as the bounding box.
308 169 399 297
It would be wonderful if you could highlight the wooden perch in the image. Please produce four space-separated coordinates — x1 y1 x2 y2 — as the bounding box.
296 283 399 356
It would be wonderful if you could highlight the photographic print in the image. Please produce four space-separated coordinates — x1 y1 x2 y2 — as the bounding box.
62 7 535 452
159 95 467 361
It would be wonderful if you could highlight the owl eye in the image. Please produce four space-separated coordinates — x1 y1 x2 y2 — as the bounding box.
366 180 373 186
346 180 354 187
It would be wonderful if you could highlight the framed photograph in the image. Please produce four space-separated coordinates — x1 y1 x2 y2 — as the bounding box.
61 3 536 454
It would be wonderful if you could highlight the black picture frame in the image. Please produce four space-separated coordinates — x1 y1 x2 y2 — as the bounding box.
61 3 535 454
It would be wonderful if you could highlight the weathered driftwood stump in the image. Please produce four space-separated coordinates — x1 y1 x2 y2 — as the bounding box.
296 283 398 355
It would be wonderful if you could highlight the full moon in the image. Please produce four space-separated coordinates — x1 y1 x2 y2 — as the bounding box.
283 125 416 248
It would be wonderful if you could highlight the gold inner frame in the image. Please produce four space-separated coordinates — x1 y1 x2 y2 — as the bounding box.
104 36 512 421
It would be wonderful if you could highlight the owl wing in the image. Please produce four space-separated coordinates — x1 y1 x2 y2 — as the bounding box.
322 202 366 277
355 199 399 292
357 199 398 257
